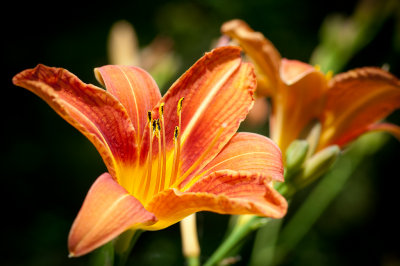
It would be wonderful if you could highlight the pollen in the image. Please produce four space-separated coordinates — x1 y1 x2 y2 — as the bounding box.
174 126 179 140
177 97 184 114
159 103 164 116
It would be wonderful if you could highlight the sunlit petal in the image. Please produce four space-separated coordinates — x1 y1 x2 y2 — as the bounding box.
13 64 137 178
142 47 257 179
280 59 318 85
182 133 283 187
221 19 281 96
319 67 400 148
271 59 327 153
366 123 400 141
144 170 287 230
68 173 156 257
95 65 161 144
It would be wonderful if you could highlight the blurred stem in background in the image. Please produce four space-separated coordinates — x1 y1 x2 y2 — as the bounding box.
114 230 143 266
204 0 399 265
89 241 114 266
180 214 201 266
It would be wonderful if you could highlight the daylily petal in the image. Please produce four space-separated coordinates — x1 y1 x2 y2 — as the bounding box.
221 19 281 96
366 123 400 141
144 170 287 230
12 64 137 178
142 47 256 180
318 67 400 149
271 59 327 153
95 65 161 145
68 173 156 257
280 59 318 85
182 132 283 188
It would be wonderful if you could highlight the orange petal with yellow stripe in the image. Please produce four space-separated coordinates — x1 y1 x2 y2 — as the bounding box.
181 132 283 188
142 46 257 178
366 123 400 141
68 173 156 257
95 66 161 144
271 59 327 153
221 19 281 96
12 65 137 178
144 170 287 230
318 67 400 149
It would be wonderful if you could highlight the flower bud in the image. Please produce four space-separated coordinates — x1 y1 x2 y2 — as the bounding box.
285 140 309 177
293 145 340 189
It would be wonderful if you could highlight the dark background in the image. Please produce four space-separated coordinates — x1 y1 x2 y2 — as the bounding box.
3 0 400 265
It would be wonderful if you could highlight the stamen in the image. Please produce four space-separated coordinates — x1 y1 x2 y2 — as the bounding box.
134 111 152 196
143 119 155 201
177 97 184 114
169 126 181 186
159 103 164 117
159 103 167 191
152 119 157 135
177 123 227 190
136 111 153 199
149 119 162 197
168 98 184 188
177 97 184 134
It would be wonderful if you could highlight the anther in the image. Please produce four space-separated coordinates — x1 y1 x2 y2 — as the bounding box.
177 97 184 114
152 119 157 133
147 111 152 123
159 104 167 191
156 119 161 132
159 103 164 116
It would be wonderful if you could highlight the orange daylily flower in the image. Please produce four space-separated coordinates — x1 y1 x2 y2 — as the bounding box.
222 20 400 154
13 46 287 257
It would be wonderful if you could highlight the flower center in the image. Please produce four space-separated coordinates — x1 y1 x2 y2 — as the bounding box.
132 97 226 204
133 98 184 203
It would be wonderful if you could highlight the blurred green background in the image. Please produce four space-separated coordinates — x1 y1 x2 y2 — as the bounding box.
3 0 400 265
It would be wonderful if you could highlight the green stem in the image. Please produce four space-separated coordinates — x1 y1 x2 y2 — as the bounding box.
249 219 283 266
89 241 114 266
114 229 143 266
187 256 201 266
203 216 269 266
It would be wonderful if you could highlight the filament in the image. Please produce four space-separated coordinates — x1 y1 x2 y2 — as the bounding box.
136 111 153 199
159 103 167 191
153 120 162 196
169 126 181 187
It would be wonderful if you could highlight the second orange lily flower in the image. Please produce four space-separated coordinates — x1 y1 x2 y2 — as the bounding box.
13 46 287 257
222 20 400 155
